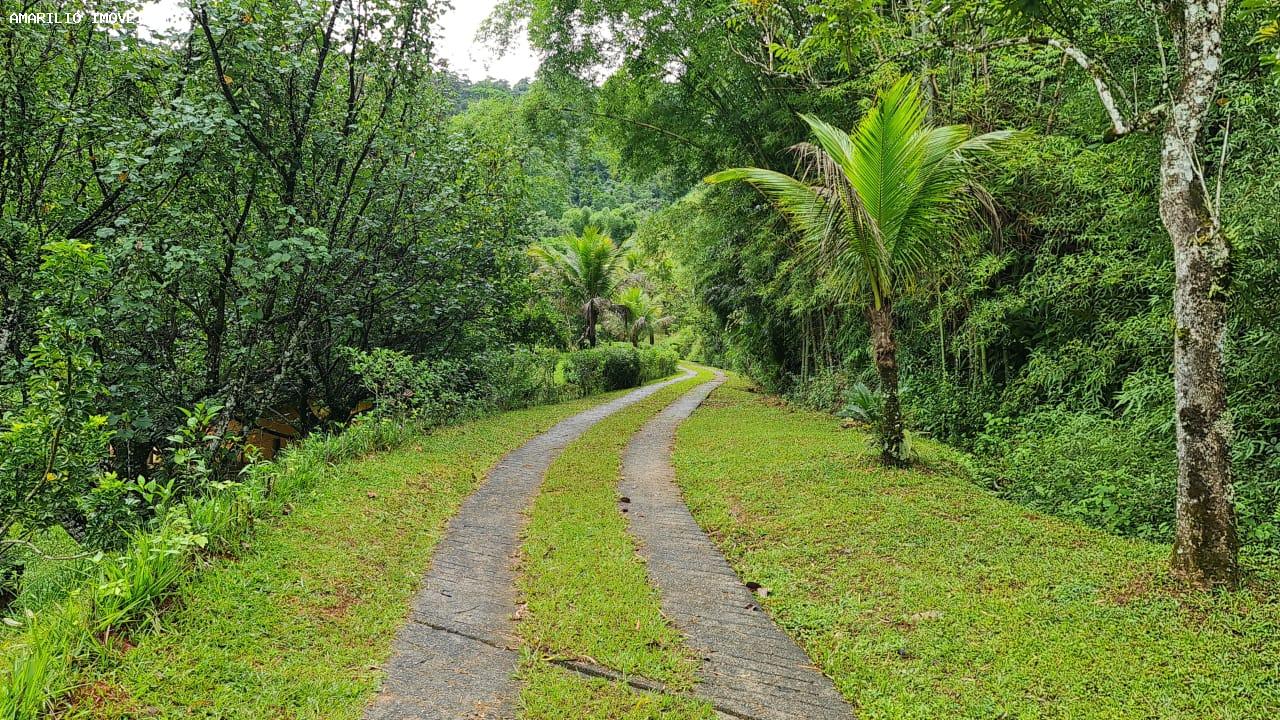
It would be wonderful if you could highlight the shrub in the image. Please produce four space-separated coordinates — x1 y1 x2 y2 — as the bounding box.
904 374 999 447
562 345 679 396
786 368 854 414
348 347 589 422
599 346 643 389
836 382 883 424
1 242 114 600
659 327 695 358
638 347 680 381
472 348 565 409
344 348 478 423
970 409 1176 540
562 348 607 395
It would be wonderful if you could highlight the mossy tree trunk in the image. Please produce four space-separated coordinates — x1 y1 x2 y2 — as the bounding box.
1162 0 1238 588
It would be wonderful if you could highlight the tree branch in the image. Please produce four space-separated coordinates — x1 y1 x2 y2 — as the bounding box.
556 107 710 151
930 36 1131 138
195 4 288 183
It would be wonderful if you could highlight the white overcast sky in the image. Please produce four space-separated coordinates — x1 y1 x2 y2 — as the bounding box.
137 0 539 84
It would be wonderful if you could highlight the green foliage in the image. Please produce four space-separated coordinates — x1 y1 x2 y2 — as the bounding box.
613 287 671 346
477 349 570 410
345 348 476 423
2 0 547 495
971 409 1176 539
346 344 677 424
531 226 632 346
1247 0 1280 79
561 204 648 241
988 0 1086 35
707 78 1018 308
561 345 679 395
346 346 586 423
1 242 113 592
707 78 1019 465
837 383 884 425
596 346 643 390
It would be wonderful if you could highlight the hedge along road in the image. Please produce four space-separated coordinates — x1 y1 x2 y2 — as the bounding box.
364 369 696 719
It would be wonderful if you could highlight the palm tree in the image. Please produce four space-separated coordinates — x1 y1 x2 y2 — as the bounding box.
707 77 1016 466
530 225 629 347
614 287 671 346
614 286 644 345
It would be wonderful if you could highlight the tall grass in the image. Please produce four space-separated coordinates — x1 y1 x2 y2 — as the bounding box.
0 601 86 719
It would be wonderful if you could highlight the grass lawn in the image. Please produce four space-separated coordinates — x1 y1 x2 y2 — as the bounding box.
63 388 641 719
518 654 713 720
516 366 715 718
674 374 1280 720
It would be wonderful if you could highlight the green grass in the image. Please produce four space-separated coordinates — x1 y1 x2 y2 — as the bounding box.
518 652 713 720
516 366 714 718
63 389 639 719
3 528 91 619
673 374 1280 719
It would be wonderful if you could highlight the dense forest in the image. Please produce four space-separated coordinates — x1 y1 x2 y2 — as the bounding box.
489 0 1280 574
0 0 670 588
1 0 1279 715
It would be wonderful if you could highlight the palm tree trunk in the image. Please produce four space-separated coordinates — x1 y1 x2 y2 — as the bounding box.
585 303 598 347
870 302 907 467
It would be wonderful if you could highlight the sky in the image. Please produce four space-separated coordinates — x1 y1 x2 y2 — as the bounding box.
137 0 540 84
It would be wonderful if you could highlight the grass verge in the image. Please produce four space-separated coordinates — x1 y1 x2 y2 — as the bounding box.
516 366 715 719
61 389 638 719
673 374 1280 720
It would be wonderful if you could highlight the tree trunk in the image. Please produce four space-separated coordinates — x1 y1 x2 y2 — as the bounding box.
1162 0 1238 588
869 302 907 467
585 302 598 347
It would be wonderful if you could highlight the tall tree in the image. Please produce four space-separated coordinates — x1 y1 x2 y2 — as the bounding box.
530 226 629 347
937 0 1240 588
708 78 1016 466
1160 0 1237 587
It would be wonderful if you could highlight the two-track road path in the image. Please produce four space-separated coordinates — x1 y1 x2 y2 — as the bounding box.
365 369 853 720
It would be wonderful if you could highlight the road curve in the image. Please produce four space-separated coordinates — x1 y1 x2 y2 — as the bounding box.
620 371 855 720
365 369 695 720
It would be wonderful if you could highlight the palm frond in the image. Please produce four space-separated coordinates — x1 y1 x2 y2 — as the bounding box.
958 129 1026 156
531 225 630 324
846 77 928 245
707 76 1022 309
705 168 837 248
